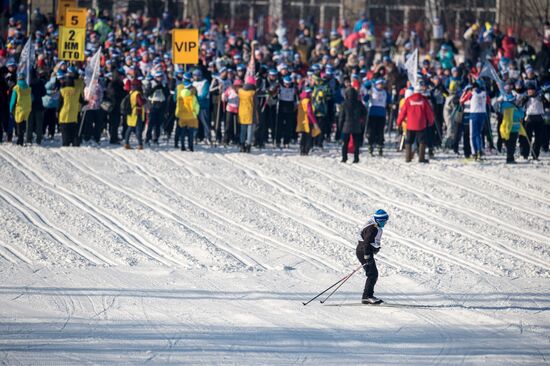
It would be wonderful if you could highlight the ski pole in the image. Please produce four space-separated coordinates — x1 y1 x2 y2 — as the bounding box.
302 264 363 306
320 263 366 304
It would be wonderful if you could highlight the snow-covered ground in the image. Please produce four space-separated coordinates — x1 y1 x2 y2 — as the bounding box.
0 142 549 365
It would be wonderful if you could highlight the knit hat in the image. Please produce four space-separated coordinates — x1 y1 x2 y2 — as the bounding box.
373 209 389 227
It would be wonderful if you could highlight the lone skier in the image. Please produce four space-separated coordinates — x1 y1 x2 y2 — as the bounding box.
356 209 389 304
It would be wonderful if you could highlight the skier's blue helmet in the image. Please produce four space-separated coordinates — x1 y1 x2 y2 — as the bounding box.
373 209 389 228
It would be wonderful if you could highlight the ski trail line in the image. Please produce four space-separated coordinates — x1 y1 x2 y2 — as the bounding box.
292 159 550 272
56 150 233 269
352 162 550 244
106 149 270 271
456 167 550 206
0 241 31 264
0 186 106 265
157 150 343 272
223 154 498 276
0 148 178 267
357 162 550 224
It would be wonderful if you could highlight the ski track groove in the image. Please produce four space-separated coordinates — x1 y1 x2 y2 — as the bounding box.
0 148 178 267
105 149 270 272
158 150 341 272
223 154 497 276
359 161 550 225
291 159 550 273
418 167 550 247
54 150 225 269
350 161 550 256
0 242 31 264
220 153 468 275
60 149 272 267
454 166 550 206
0 184 108 266
399 166 550 242
217 153 425 274
0 248 15 264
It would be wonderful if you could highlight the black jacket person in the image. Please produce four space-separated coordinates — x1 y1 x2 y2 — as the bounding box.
355 209 389 304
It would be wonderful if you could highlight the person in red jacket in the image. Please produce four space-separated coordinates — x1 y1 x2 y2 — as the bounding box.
397 84 435 163
501 27 517 60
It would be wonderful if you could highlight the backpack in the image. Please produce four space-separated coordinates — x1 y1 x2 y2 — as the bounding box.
151 88 166 103
120 93 132 115
312 87 327 117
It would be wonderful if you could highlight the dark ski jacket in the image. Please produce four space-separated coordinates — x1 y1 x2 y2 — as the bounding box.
356 219 381 265
339 87 366 134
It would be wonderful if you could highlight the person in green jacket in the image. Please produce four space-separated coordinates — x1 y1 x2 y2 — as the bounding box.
9 73 33 146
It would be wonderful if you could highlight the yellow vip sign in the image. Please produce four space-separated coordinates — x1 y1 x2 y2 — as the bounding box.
58 26 86 61
64 7 87 28
56 0 78 25
172 29 199 65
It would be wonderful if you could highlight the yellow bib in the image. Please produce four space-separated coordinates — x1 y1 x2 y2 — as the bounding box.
59 86 80 123
13 85 32 123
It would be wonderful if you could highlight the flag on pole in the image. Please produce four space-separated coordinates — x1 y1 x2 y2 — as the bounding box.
17 37 34 84
478 61 504 93
245 41 256 85
84 47 102 100
404 48 418 87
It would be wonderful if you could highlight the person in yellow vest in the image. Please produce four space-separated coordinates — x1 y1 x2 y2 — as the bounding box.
176 80 200 151
173 73 186 148
9 73 32 146
68 66 85 133
296 88 320 155
58 76 84 146
125 79 146 150
238 78 256 153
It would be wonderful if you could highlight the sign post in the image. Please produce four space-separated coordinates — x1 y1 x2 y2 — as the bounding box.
56 0 78 25
58 6 87 62
172 29 199 65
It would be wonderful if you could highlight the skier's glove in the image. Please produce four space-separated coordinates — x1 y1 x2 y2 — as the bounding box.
364 254 374 265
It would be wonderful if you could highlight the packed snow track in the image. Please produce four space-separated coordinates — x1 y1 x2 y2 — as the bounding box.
0 144 549 365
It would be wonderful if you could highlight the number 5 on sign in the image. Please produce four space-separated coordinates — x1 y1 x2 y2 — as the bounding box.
172 29 199 65
58 26 86 61
65 8 87 28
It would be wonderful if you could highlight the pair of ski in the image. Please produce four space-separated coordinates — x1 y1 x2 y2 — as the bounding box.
324 302 431 309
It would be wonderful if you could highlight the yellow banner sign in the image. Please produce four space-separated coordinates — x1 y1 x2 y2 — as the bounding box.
172 29 199 65
56 0 78 25
65 7 87 29
58 26 86 61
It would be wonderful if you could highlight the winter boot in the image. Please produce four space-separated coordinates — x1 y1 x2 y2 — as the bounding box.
378 146 383 156
124 143 132 150
137 145 144 150
362 296 383 304
246 144 252 153
418 143 429 163
405 144 413 163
